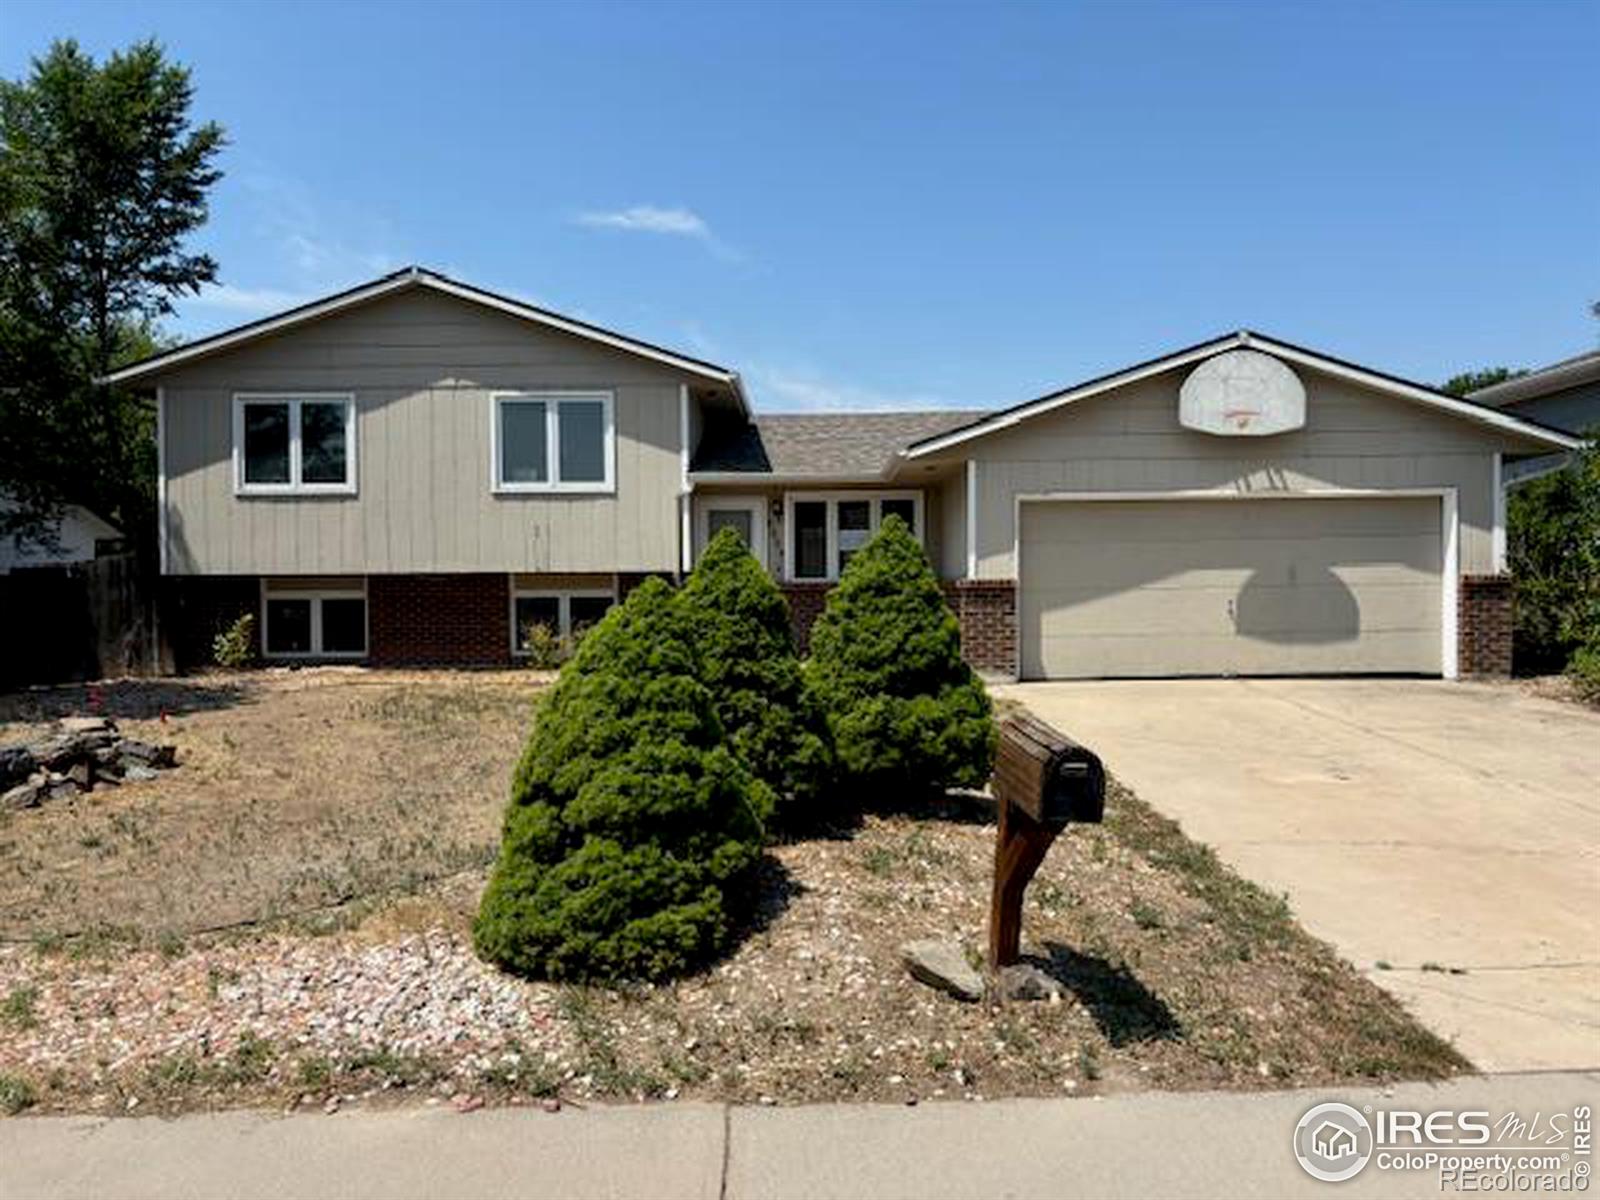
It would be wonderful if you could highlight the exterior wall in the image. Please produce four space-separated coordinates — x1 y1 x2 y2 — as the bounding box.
940 465 968 578
159 288 689 576
1458 574 1513 678
368 574 511 666
963 366 1535 582
1502 381 1600 437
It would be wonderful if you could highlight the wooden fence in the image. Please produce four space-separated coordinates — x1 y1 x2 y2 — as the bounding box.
0 554 163 689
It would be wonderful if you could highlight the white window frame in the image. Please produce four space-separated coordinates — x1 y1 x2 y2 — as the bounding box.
260 581 369 660
697 495 768 569
233 393 357 496
783 490 924 583
491 391 616 494
509 584 617 656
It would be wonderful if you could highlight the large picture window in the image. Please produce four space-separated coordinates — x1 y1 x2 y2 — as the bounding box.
261 582 367 658
234 394 356 494
784 491 924 582
493 392 614 493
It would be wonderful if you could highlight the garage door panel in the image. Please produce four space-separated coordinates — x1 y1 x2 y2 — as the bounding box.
1033 580 1439 639
1019 497 1443 679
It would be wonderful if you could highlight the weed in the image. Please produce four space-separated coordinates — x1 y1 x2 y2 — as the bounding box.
296 1055 333 1092
0 1073 38 1115
862 846 895 877
1076 1045 1102 1082
1129 900 1165 931
156 931 186 959
2 985 39 1030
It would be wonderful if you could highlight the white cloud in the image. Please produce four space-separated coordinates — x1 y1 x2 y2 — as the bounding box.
576 205 712 238
750 365 957 413
187 282 313 316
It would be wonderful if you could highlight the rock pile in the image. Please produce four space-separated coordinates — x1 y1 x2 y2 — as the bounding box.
0 716 177 809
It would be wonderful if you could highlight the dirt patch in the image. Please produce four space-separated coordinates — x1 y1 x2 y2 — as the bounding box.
0 668 1468 1116
0 669 545 941
1508 674 1600 711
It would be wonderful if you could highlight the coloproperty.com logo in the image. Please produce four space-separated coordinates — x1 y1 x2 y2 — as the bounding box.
1292 1100 1592 1189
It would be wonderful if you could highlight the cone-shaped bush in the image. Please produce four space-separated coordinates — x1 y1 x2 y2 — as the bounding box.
805 515 995 798
680 526 834 821
474 577 773 982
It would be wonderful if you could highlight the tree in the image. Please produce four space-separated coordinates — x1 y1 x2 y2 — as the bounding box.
0 39 223 543
804 515 995 800
474 578 773 982
680 526 834 822
1508 434 1600 672
1440 367 1525 398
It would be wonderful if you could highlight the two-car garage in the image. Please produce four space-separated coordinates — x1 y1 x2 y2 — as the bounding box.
1017 494 1447 679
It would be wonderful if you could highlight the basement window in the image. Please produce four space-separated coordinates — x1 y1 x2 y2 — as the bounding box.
510 588 616 655
262 582 367 658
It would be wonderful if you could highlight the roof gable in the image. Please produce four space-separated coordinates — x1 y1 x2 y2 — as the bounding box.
904 331 1583 457
104 267 746 407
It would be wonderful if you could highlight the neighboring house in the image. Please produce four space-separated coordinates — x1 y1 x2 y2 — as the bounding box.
0 497 122 575
106 266 1579 680
1470 348 1600 483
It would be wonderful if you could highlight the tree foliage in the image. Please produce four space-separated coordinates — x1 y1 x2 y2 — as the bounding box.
474 578 773 982
0 39 223 541
1507 435 1600 673
1439 367 1525 398
680 526 834 822
804 515 995 799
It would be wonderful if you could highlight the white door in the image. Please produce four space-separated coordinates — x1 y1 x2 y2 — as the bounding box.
1018 496 1443 679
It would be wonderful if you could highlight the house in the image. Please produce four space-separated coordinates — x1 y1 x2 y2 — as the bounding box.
106 266 1580 679
1470 348 1600 483
0 496 123 575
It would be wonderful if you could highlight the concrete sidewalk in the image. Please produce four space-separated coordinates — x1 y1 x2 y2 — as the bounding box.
5 1072 1595 1200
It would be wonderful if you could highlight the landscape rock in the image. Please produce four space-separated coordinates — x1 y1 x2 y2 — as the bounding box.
61 716 113 734
2 780 43 810
122 764 160 782
900 938 984 1002
118 739 176 768
998 963 1067 1002
0 745 35 787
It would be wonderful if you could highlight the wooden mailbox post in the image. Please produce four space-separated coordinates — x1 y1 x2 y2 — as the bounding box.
989 713 1106 968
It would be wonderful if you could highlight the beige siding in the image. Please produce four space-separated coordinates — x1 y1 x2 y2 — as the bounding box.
160 289 689 575
939 466 968 578
967 367 1512 579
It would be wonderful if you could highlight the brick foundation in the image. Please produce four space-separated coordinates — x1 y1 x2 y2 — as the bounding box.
779 578 1018 676
368 574 512 667
1458 574 1513 678
943 580 1018 676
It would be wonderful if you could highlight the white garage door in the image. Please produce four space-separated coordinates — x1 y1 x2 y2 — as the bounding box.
1019 496 1443 679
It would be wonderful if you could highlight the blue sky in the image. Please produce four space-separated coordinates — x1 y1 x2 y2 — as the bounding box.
5 0 1596 410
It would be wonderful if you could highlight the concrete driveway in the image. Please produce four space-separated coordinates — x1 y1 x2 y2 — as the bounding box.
994 678 1600 1072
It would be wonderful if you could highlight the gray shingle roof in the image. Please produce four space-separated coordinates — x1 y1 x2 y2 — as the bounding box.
691 411 986 478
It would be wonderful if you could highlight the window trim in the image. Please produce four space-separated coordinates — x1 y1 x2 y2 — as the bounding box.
782 490 924 583
696 495 768 568
508 582 618 657
232 393 358 496
259 580 369 660
490 390 616 495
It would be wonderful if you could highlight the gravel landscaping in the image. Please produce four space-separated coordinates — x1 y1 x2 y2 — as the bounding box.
0 671 1468 1116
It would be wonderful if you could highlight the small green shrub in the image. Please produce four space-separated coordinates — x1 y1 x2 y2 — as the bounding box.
804 515 995 800
0 1072 38 1115
680 526 834 822
474 578 772 982
212 612 256 668
519 621 570 669
1568 642 1600 703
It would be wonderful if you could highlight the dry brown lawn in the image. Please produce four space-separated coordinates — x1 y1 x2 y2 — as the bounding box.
0 669 1469 1116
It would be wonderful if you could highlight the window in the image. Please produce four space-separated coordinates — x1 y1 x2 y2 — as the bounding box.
510 588 615 654
234 394 356 494
261 583 366 658
784 491 924 582
696 496 768 568
493 392 614 492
